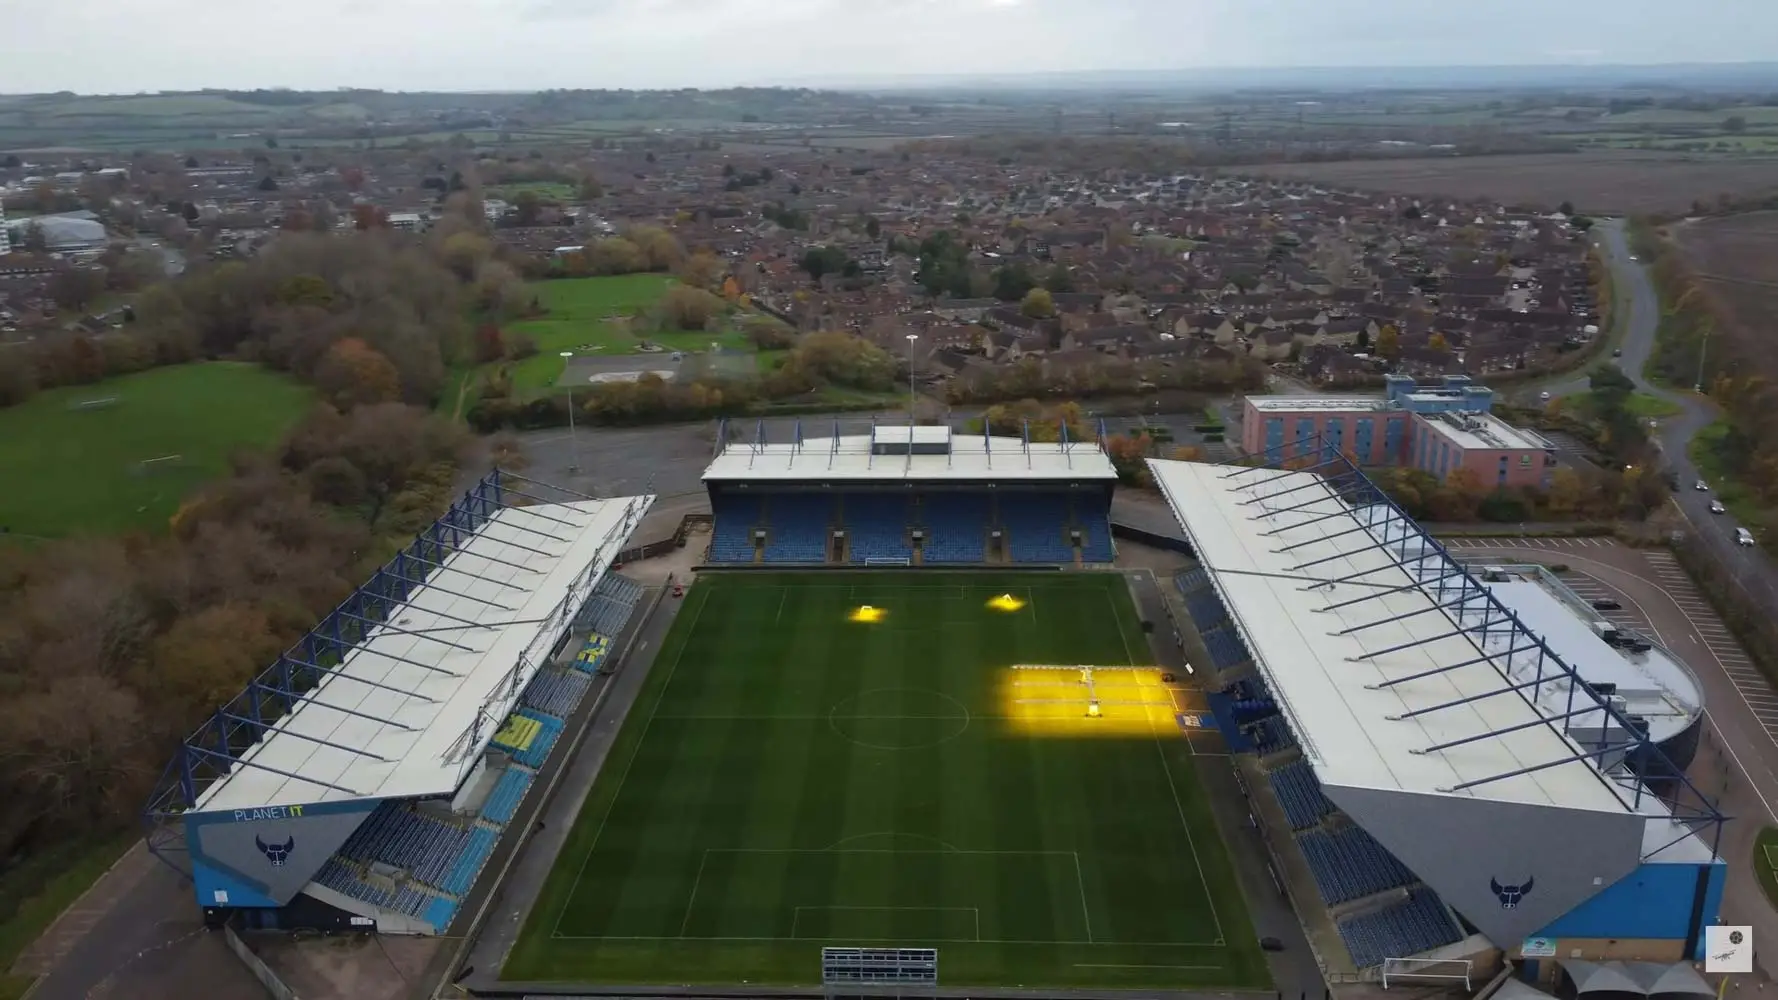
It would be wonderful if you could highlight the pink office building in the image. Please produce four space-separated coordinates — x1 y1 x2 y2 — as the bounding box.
1241 375 1557 489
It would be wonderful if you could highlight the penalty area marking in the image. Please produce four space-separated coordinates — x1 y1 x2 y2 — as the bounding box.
790 905 981 942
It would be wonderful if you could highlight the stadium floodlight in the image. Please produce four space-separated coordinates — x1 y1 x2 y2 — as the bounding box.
560 351 581 473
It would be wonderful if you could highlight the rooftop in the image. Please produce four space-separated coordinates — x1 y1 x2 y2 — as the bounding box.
1419 410 1553 452
193 492 653 814
702 428 1118 483
1150 459 1646 814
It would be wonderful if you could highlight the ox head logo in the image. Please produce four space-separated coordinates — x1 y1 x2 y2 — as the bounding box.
1491 875 1534 909
255 835 295 868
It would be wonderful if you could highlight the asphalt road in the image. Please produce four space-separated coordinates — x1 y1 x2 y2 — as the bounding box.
1590 221 1778 612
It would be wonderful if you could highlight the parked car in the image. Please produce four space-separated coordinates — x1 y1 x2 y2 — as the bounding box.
1591 599 1622 611
1612 348 1623 357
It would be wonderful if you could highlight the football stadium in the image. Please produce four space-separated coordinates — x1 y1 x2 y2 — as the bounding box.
142 421 1733 998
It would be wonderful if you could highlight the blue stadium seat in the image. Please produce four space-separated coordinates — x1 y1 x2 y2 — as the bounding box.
521 668 591 719
479 768 534 826
1184 590 1231 632
1299 825 1417 906
511 710 565 769
1249 716 1296 756
337 804 472 892
441 827 499 897
1199 626 1252 670
709 493 762 563
922 494 989 563
1338 888 1464 968
1267 760 1335 831
1175 567 1211 596
1002 493 1076 563
423 894 460 931
1076 496 1114 563
762 494 833 563
846 494 913 563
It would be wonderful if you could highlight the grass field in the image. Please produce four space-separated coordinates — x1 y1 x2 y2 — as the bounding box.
506 274 748 390
0 363 313 537
505 572 1266 991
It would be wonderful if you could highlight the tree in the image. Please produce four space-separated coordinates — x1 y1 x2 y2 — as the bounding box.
315 338 402 409
865 217 881 239
19 220 47 253
1042 264 1075 294
1559 201 1576 216
1101 433 1153 486
473 323 507 364
626 225 683 271
742 315 796 350
1724 115 1749 134
992 263 1036 302
48 267 106 311
657 286 724 331
578 175 605 200
513 190 542 227
1428 332 1450 353
351 203 389 230
799 245 851 281
257 175 278 192
1376 324 1401 359
1020 287 1055 319
678 251 725 290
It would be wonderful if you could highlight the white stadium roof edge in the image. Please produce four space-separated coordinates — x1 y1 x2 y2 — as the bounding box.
701 427 1118 483
1149 458 1709 850
192 493 654 815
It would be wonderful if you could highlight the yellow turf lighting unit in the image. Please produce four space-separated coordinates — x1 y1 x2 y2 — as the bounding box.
999 664 1179 737
986 592 1027 613
848 604 887 624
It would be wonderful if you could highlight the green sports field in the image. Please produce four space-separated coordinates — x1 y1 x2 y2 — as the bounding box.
505 572 1268 990
0 362 312 537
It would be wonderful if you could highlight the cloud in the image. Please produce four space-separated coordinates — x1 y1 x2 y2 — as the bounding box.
0 0 1771 92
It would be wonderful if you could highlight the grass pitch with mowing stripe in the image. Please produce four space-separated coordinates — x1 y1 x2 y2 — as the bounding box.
504 572 1268 990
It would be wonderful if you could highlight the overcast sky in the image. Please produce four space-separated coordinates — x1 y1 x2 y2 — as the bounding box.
3 0 1775 93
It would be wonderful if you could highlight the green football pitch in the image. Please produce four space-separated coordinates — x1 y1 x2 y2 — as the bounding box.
504 572 1268 990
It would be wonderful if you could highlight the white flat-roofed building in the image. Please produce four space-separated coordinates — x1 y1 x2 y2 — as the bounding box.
1148 457 1724 953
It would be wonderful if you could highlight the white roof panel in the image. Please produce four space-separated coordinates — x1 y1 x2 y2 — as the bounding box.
1148 458 1629 812
702 434 1117 483
194 494 654 814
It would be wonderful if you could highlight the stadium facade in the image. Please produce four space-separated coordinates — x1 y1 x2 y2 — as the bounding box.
143 470 655 934
1151 447 1726 979
704 418 1118 566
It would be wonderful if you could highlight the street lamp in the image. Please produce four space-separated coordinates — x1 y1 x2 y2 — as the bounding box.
560 351 581 474
905 333 919 420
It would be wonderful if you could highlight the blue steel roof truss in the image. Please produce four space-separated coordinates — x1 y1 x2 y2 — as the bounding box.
1221 435 1726 859
141 470 582 845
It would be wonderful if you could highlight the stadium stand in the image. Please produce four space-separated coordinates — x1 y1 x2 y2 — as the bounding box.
922 493 991 563
1338 889 1465 969
1200 626 1252 670
141 470 658 936
1268 760 1335 831
762 494 834 563
847 493 914 563
522 668 592 719
1184 590 1230 632
1249 716 1296 756
480 768 534 826
1299 825 1418 906
709 492 762 562
1174 566 1210 596
701 420 1117 567
1002 493 1077 563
